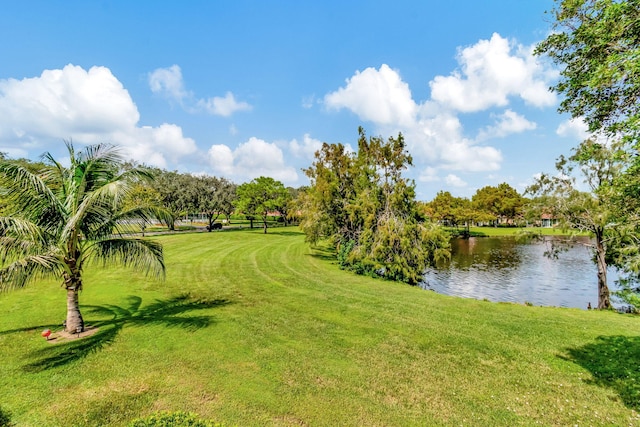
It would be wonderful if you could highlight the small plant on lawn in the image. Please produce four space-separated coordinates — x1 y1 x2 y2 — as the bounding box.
128 411 225 427
0 406 13 427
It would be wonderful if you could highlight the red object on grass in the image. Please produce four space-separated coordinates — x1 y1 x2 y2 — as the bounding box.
41 329 51 339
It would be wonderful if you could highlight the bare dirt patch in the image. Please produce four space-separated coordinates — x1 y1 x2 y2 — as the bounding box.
45 325 100 343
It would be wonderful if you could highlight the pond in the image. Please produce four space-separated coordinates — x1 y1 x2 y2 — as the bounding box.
420 236 620 310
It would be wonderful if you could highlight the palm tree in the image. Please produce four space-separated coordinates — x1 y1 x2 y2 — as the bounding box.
0 142 165 333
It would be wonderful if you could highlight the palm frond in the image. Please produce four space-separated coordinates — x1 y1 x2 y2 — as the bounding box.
114 205 174 230
0 162 63 225
0 253 63 291
0 216 46 241
86 238 165 278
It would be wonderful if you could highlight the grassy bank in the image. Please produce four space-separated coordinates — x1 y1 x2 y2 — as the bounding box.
448 226 585 237
0 228 638 426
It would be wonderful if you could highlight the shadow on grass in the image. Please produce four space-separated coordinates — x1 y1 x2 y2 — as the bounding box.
20 294 230 372
308 246 336 262
271 230 305 237
562 335 640 410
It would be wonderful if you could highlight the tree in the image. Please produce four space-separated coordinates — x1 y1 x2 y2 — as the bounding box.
275 187 298 225
0 143 165 332
148 169 195 230
300 127 450 284
535 0 640 137
527 139 624 309
195 176 237 231
472 183 524 226
425 191 488 234
536 0 640 308
298 142 358 245
284 186 306 225
123 182 164 235
236 177 288 234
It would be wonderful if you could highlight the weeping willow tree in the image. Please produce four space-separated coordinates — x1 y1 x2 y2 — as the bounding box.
0 142 166 332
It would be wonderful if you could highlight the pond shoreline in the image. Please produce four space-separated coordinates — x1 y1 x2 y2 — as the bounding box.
421 235 620 311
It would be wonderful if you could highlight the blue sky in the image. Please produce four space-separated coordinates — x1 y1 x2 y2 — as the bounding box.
0 1 589 200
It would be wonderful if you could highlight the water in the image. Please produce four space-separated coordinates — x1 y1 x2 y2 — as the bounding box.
420 236 619 309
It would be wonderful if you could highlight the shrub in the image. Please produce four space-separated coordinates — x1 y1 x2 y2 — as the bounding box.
0 406 13 427
128 411 225 427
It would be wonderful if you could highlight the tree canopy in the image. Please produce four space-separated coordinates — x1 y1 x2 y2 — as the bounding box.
300 128 450 285
471 183 524 226
235 176 289 233
536 0 640 136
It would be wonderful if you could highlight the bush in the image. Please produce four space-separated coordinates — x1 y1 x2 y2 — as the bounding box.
0 406 13 427
128 411 225 427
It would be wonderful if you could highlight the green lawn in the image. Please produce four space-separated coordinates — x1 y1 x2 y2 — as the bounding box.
449 226 587 237
0 228 638 426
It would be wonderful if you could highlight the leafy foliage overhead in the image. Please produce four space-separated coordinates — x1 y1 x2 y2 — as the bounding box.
536 0 640 136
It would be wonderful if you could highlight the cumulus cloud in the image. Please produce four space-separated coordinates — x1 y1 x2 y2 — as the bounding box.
197 92 252 117
149 65 252 117
321 32 554 178
289 133 323 159
429 33 556 112
556 117 589 141
148 64 190 103
324 64 417 127
207 137 298 184
0 64 197 168
445 174 467 187
419 167 440 182
407 112 503 172
477 109 537 141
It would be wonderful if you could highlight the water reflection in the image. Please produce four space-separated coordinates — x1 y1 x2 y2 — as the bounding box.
421 237 619 309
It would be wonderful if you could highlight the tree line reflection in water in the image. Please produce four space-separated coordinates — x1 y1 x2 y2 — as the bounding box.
421 236 619 309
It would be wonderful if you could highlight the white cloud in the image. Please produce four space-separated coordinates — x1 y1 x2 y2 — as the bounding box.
207 137 298 184
148 64 190 102
445 174 467 187
407 112 503 172
324 64 417 127
477 109 537 141
556 117 589 141
289 133 323 159
429 33 556 112
0 64 197 168
302 95 316 109
207 144 235 176
149 65 252 117
323 65 504 174
419 167 440 182
197 92 252 117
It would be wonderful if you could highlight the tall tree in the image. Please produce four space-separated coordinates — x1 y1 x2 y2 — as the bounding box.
527 139 624 309
0 143 165 332
536 0 640 307
236 177 288 234
301 128 450 285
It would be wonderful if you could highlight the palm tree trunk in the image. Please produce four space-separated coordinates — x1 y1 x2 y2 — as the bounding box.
64 265 84 332
66 286 84 333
